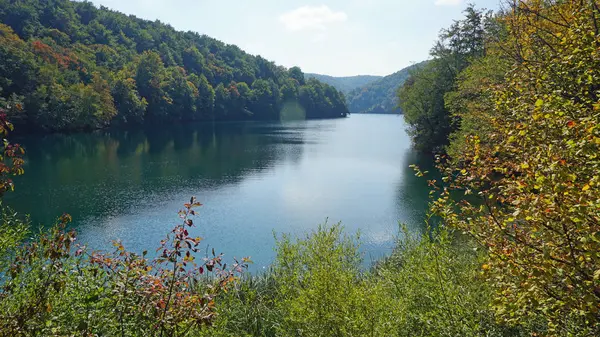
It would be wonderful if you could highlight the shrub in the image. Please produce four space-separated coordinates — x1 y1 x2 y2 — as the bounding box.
204 272 281 337
0 198 249 337
377 227 533 337
203 222 525 337
273 223 383 336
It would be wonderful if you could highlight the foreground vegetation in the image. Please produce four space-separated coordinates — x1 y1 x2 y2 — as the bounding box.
0 197 534 336
0 0 348 133
399 0 600 334
1 0 599 336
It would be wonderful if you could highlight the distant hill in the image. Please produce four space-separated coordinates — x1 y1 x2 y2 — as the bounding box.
346 62 428 114
305 74 382 95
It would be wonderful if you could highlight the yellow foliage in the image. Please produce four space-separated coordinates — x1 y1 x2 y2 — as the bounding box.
437 1 600 334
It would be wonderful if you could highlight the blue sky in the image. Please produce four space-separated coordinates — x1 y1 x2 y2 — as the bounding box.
89 0 501 76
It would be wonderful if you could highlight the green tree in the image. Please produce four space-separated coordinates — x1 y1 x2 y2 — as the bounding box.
135 50 169 120
399 5 492 153
280 77 299 102
166 67 199 121
188 73 215 120
250 79 277 119
111 75 147 125
399 61 456 153
182 46 205 75
288 66 305 86
0 24 38 96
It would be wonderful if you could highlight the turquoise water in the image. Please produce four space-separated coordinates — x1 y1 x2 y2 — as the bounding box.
6 115 432 270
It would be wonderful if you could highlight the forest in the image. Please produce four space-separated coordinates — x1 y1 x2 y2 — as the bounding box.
346 62 426 114
308 63 427 114
0 0 348 133
0 0 599 336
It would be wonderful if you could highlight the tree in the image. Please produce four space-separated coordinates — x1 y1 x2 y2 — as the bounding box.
182 46 205 75
135 51 169 120
87 72 117 127
250 79 277 119
213 83 229 119
289 66 305 86
189 73 215 120
280 78 299 102
399 61 456 153
432 1 600 334
399 5 492 153
111 75 147 125
0 24 38 96
0 2 40 39
166 67 198 121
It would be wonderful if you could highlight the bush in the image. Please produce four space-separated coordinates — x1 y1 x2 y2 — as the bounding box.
201 223 535 337
0 204 29 268
377 227 533 337
0 198 249 337
272 224 393 336
204 273 281 337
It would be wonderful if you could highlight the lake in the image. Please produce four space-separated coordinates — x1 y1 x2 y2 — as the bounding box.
5 114 432 270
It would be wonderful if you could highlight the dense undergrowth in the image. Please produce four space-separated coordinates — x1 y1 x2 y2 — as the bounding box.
204 225 539 337
0 203 539 337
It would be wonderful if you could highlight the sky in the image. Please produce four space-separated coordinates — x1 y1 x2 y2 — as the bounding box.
88 0 502 77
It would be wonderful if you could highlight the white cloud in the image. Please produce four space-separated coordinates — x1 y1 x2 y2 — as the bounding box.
279 5 348 32
434 0 463 6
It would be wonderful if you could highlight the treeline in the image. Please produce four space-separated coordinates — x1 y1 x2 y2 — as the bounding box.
0 0 348 132
398 5 490 153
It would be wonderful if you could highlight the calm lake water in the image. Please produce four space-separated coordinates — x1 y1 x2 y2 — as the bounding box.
6 114 432 270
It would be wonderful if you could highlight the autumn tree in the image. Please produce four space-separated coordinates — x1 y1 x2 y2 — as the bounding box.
0 98 24 196
433 1 600 334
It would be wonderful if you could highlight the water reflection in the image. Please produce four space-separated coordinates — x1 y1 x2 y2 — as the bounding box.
394 151 436 233
9 122 311 225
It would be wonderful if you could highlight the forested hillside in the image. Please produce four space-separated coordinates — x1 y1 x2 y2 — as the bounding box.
0 0 348 132
346 62 426 113
304 73 382 95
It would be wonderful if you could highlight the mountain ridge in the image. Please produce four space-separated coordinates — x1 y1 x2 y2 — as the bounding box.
304 74 382 95
306 62 428 114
